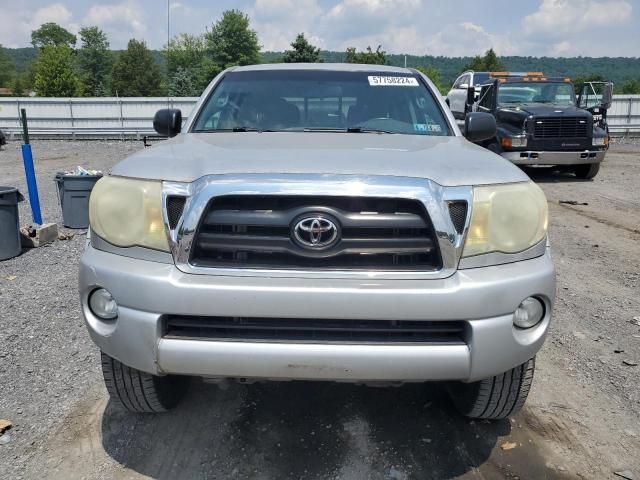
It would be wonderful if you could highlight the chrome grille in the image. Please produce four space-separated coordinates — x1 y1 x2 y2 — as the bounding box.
533 117 589 139
190 195 442 271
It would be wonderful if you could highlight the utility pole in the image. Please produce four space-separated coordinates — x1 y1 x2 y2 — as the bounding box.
167 0 171 107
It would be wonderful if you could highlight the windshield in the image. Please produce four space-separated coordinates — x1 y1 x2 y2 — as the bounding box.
192 70 450 136
498 82 575 106
473 73 490 85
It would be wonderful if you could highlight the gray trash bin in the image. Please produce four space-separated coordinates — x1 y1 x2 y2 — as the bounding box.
0 186 24 261
55 174 102 229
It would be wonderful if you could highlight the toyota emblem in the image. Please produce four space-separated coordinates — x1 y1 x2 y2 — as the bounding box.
293 216 339 249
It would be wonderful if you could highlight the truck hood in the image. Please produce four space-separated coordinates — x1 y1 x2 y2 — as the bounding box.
111 132 529 187
500 103 589 118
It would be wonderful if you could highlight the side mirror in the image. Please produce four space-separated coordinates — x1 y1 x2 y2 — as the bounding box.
458 83 469 90
153 109 182 137
465 86 476 108
464 112 496 143
601 82 613 110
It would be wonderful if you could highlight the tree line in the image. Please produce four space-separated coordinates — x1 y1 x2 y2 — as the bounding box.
1 9 639 97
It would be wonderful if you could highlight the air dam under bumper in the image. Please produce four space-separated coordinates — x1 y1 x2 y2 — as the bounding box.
502 149 605 165
80 244 555 383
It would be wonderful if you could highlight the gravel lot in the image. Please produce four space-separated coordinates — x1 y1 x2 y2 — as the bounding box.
0 139 639 480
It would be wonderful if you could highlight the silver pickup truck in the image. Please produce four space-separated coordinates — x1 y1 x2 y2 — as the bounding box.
81 64 555 419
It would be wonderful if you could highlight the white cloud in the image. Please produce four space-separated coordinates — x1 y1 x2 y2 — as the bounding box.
83 1 147 42
523 0 632 36
32 3 74 27
0 3 80 47
251 0 324 51
0 0 636 56
324 0 422 43
327 0 421 18
422 22 516 57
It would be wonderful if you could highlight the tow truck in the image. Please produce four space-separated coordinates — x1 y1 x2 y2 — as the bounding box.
461 72 613 179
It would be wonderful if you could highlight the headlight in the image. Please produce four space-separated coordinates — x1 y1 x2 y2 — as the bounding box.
592 136 606 146
462 181 548 257
501 134 527 149
89 176 169 251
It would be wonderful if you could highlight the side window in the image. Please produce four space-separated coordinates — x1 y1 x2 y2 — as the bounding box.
459 74 470 88
453 75 466 89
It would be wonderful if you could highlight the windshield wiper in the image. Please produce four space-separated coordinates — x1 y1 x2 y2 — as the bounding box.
346 126 396 134
200 127 278 132
231 126 279 132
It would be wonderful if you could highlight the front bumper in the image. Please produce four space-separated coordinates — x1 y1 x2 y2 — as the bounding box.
80 244 555 383
502 149 606 165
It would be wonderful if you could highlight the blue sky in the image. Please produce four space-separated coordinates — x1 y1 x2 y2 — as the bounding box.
0 0 638 56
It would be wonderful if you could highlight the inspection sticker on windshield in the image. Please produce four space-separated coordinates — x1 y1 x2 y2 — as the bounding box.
368 76 419 87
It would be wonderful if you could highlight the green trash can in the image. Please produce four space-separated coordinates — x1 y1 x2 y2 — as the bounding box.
55 173 103 229
0 186 24 261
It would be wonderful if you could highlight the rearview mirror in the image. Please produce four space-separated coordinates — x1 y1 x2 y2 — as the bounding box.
464 112 496 143
153 109 182 137
458 83 469 90
601 82 613 110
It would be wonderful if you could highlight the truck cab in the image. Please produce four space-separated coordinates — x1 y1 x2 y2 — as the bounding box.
472 72 612 179
445 71 491 119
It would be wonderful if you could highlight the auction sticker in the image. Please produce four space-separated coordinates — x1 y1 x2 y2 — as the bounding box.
368 76 419 86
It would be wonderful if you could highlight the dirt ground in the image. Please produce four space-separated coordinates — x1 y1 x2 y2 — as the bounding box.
0 140 639 480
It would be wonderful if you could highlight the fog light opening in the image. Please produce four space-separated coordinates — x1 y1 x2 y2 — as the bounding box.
513 297 545 329
89 288 118 320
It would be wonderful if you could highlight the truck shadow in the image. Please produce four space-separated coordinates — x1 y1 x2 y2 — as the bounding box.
99 380 524 479
521 166 594 184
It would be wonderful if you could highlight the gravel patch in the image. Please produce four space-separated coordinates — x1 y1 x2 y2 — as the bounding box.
0 140 144 478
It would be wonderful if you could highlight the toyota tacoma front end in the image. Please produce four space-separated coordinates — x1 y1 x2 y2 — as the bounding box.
80 64 555 419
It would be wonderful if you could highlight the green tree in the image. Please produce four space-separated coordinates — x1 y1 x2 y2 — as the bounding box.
111 39 163 96
204 10 260 70
33 45 79 96
464 48 503 72
166 33 206 74
283 33 322 63
77 26 112 96
11 75 25 96
31 22 76 48
345 46 386 65
0 45 15 87
168 67 200 96
621 79 640 94
165 33 208 93
416 66 447 94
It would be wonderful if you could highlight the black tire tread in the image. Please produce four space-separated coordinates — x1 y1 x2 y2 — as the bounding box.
574 162 600 179
452 357 535 420
101 352 188 413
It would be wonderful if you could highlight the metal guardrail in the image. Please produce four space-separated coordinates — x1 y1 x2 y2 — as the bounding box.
0 97 198 140
1 126 156 140
0 95 639 138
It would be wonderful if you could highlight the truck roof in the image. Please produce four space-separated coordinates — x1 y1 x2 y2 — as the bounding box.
232 63 414 74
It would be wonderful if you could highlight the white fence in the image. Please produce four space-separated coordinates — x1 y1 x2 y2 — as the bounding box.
607 94 640 135
0 97 199 139
0 95 639 139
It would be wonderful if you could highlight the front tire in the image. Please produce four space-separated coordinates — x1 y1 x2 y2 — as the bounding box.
101 352 190 413
573 162 600 179
449 357 535 420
